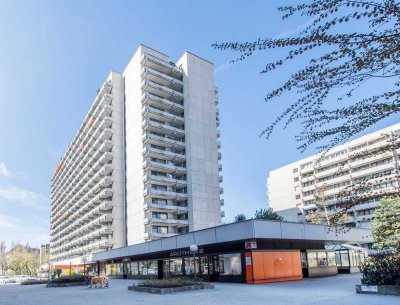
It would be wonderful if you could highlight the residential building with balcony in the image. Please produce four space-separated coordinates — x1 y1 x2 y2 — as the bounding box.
267 123 400 228
50 45 223 263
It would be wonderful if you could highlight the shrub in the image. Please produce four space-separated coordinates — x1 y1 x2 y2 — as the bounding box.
21 279 49 285
360 254 400 285
138 277 204 288
50 275 86 284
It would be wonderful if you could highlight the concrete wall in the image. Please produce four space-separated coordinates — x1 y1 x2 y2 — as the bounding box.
108 71 126 249
176 52 222 232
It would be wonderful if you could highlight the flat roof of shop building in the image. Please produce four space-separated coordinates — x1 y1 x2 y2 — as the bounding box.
91 220 373 262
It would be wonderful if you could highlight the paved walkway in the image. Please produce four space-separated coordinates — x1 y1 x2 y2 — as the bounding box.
0 274 398 305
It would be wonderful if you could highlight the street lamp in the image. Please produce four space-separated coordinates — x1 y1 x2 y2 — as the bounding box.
190 244 198 282
82 257 87 275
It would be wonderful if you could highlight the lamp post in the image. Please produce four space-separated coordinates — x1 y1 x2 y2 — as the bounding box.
82 257 87 275
189 244 198 282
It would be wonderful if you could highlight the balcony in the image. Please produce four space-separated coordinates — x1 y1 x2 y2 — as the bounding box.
143 188 178 199
303 204 317 211
140 53 182 80
141 80 183 103
314 164 349 179
143 173 178 186
144 203 181 212
220 199 224 206
143 146 185 161
350 151 392 168
142 105 184 125
147 217 179 226
141 93 184 113
141 67 183 92
151 232 178 239
143 160 177 173
351 162 395 178
142 119 185 136
143 133 185 149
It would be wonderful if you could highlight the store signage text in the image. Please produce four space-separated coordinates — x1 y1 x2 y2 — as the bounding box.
170 248 204 257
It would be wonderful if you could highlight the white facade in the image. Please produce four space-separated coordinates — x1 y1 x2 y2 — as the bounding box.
50 45 223 262
267 123 400 228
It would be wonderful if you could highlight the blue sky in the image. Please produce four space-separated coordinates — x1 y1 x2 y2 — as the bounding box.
0 0 397 247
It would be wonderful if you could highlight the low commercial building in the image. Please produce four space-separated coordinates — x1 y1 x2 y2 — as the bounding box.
87 219 372 284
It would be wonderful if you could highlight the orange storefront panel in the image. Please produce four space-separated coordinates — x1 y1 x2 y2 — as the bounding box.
246 250 303 284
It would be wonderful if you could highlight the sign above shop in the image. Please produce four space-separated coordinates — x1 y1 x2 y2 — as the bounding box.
245 241 257 249
169 248 204 257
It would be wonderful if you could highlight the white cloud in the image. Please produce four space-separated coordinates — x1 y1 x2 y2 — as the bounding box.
0 186 49 208
0 162 10 177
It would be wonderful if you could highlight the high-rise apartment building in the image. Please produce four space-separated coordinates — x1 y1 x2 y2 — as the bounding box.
50 45 223 262
267 123 400 228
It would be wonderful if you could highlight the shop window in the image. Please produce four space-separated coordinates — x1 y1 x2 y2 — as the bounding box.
130 262 139 275
340 251 350 266
219 253 242 275
317 252 327 267
307 252 318 267
138 260 157 275
327 252 336 266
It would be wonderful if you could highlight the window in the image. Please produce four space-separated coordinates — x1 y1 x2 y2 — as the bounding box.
152 226 168 234
151 184 167 191
219 253 242 275
327 252 336 266
152 213 167 219
152 198 167 205
295 194 301 200
293 168 298 174
317 252 327 267
307 252 318 267
294 177 299 182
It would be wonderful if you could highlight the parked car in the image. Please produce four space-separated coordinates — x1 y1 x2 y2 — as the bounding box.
0 276 16 284
13 275 35 283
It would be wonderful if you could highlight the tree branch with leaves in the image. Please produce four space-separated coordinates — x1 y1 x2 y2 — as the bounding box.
213 0 400 152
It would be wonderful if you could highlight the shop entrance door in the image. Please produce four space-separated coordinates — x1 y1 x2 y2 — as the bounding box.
209 255 220 281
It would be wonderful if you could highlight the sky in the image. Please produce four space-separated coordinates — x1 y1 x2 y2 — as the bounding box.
0 0 398 248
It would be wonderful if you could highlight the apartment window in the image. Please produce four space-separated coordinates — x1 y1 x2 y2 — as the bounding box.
151 184 167 191
300 162 313 170
302 181 315 187
294 177 299 182
293 168 298 174
152 213 168 219
152 226 168 234
176 213 188 220
151 171 166 177
295 194 301 200
152 198 167 205
150 131 165 137
303 190 315 196
295 186 300 192
150 144 166 151
151 157 167 164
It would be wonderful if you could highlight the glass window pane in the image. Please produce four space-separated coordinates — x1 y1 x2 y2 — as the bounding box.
307 252 318 267
327 252 336 266
340 252 350 266
219 253 242 275
317 252 327 267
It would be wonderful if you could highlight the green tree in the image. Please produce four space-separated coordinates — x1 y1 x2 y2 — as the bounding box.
254 208 284 221
213 0 400 152
371 196 400 252
234 214 247 222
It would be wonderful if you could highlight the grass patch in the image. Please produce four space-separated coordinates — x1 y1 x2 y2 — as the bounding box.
138 277 204 288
